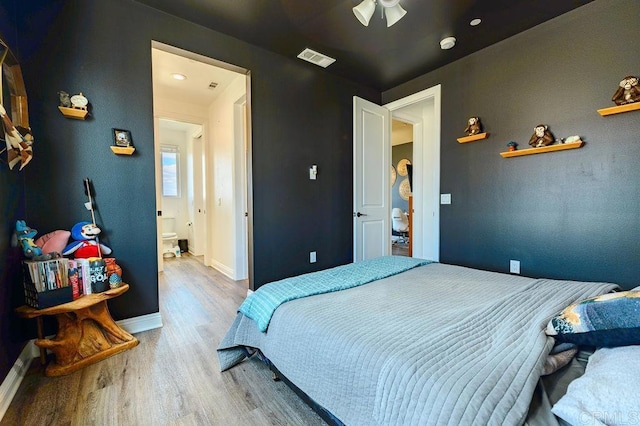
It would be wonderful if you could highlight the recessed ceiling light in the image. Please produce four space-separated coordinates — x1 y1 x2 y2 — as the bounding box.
171 73 187 81
440 37 456 50
470 18 482 26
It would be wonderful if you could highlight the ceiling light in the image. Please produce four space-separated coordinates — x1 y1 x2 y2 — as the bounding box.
171 73 187 81
440 37 456 50
470 18 482 26
353 0 406 27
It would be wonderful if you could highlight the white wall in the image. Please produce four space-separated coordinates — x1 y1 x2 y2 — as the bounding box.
207 74 246 278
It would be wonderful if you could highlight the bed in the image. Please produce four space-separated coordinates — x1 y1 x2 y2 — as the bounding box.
217 256 634 425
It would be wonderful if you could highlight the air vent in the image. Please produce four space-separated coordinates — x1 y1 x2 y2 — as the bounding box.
297 48 336 68
208 82 218 89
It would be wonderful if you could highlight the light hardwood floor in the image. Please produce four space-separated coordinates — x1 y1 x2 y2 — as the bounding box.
2 254 326 425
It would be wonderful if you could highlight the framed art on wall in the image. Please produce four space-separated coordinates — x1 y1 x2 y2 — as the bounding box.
113 129 132 147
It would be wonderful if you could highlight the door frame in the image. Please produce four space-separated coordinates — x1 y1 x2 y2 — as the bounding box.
151 41 254 285
153 115 207 272
385 85 441 261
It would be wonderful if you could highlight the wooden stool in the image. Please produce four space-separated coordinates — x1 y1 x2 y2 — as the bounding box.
15 284 139 376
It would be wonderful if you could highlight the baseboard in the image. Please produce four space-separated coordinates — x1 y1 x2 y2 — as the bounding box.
116 312 163 334
210 259 235 280
0 312 163 421
0 341 38 421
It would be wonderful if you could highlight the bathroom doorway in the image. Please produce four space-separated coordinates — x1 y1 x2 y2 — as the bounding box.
151 42 252 281
157 119 204 261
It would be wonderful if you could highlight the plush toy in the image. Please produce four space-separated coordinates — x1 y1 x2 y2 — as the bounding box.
15 220 43 258
35 230 71 254
62 221 112 258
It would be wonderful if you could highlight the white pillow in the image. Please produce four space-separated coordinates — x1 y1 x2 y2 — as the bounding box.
552 345 640 426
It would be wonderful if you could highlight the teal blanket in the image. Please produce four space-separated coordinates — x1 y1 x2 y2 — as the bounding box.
239 256 431 332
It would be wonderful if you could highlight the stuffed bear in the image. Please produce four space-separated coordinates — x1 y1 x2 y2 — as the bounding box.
62 221 112 258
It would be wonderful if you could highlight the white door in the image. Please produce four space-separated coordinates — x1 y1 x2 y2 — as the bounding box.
353 96 391 262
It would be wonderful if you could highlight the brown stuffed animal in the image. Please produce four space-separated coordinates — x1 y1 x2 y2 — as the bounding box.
612 76 640 105
528 124 554 148
464 117 482 136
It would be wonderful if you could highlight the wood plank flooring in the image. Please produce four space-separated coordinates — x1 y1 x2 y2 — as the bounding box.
2 254 326 425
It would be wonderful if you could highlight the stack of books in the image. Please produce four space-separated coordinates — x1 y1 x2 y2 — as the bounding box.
22 258 94 308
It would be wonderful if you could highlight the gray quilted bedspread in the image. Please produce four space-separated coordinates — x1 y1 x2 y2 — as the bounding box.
218 263 617 425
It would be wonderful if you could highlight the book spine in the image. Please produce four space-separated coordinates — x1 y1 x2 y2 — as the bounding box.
68 260 80 299
77 259 92 295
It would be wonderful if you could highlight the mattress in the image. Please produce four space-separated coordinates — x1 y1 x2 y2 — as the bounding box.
218 261 617 425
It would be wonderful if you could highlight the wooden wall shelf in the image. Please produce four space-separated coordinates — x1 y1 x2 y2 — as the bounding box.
457 132 489 143
500 140 584 158
597 103 640 116
58 106 88 120
110 146 135 155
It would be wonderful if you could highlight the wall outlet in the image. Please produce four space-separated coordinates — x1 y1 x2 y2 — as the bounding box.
310 251 317 263
510 260 520 274
440 193 452 204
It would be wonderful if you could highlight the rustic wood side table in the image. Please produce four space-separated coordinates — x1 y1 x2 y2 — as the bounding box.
15 284 139 377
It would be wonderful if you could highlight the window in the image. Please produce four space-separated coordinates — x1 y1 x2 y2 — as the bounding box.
161 145 180 197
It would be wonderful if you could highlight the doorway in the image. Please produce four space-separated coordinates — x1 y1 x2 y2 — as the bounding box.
353 85 441 262
158 119 204 262
386 86 440 262
151 41 253 282
391 119 413 257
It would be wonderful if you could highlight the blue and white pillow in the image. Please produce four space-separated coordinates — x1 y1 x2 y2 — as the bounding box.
546 289 640 347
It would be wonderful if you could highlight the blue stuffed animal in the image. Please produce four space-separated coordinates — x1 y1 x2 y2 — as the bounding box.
15 220 43 258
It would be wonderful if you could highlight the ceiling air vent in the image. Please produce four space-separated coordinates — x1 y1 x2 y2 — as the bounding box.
208 82 218 89
297 48 336 68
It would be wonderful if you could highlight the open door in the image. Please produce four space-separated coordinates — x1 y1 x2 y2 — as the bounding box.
353 96 391 262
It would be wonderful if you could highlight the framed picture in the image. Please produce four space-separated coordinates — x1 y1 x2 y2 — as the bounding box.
113 129 132 147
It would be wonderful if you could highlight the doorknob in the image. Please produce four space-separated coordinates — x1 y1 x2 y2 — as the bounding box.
354 212 367 217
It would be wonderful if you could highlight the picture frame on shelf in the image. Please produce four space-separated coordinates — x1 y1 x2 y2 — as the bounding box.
113 129 133 147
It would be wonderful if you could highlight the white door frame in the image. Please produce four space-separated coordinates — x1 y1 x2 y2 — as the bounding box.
233 95 248 280
153 114 207 272
385 85 441 261
151 41 253 283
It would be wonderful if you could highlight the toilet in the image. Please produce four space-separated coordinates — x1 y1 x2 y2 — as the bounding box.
162 217 180 258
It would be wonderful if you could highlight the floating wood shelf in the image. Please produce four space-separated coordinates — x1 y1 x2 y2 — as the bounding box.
457 132 489 143
597 103 640 116
58 106 89 120
500 140 584 158
110 146 135 155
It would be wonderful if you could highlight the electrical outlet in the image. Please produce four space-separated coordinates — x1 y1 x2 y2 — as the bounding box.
440 193 451 204
310 251 317 263
510 260 520 274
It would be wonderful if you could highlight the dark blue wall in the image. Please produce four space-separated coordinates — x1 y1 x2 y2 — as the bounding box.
2 0 637 385
0 0 31 388
384 0 640 288
0 0 378 381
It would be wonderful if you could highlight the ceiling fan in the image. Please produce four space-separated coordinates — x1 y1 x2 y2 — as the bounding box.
352 0 407 27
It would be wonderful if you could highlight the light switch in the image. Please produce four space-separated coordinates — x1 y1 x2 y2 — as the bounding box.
309 165 318 180
440 193 451 204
